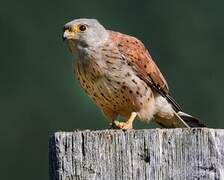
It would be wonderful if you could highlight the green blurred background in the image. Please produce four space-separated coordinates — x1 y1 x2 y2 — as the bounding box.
1 0 224 179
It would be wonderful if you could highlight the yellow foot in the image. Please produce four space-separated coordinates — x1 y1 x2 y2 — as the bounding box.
113 120 133 130
113 112 137 130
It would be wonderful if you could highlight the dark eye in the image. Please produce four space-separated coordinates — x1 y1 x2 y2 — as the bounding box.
78 24 87 31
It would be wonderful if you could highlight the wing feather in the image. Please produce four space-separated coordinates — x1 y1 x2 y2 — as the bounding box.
109 31 182 111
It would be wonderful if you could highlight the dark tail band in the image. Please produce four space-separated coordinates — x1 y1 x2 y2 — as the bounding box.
177 111 207 127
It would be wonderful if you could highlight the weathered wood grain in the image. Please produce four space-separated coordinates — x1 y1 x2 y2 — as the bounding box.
49 128 224 180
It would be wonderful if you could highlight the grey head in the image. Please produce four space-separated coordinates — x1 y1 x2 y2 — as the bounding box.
63 18 109 52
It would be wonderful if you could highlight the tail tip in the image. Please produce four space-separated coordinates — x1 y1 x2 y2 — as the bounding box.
178 111 207 127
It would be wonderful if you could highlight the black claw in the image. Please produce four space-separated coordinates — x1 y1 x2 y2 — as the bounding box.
108 122 119 129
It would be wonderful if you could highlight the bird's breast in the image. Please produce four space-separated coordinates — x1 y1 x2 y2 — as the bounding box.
74 53 154 118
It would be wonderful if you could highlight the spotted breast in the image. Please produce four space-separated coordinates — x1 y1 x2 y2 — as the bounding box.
74 31 156 122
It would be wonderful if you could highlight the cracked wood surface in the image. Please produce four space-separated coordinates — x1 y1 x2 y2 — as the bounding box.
49 128 224 180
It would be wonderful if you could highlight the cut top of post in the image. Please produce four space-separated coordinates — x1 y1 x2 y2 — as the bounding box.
49 128 224 180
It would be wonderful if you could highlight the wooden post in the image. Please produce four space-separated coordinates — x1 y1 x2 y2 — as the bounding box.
49 128 224 180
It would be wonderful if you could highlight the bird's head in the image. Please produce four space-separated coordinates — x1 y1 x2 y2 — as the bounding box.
63 18 108 53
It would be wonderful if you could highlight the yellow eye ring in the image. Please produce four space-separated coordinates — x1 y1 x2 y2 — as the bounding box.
78 24 87 32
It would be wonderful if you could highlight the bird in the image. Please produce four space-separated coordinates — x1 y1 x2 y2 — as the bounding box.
62 18 206 129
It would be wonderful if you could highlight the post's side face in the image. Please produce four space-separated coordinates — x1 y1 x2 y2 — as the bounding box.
49 129 224 180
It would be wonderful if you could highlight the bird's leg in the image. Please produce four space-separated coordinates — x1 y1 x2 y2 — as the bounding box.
114 112 137 129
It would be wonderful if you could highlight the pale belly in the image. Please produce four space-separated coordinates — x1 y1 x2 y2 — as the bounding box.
74 61 155 121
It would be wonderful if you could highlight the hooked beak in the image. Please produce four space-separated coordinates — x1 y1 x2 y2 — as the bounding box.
62 26 76 41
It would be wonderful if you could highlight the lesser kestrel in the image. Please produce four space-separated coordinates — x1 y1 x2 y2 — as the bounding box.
63 18 206 129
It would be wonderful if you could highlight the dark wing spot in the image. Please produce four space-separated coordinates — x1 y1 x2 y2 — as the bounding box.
132 79 137 84
127 62 132 66
125 72 131 77
106 61 113 64
106 78 111 82
90 73 96 79
101 92 105 97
